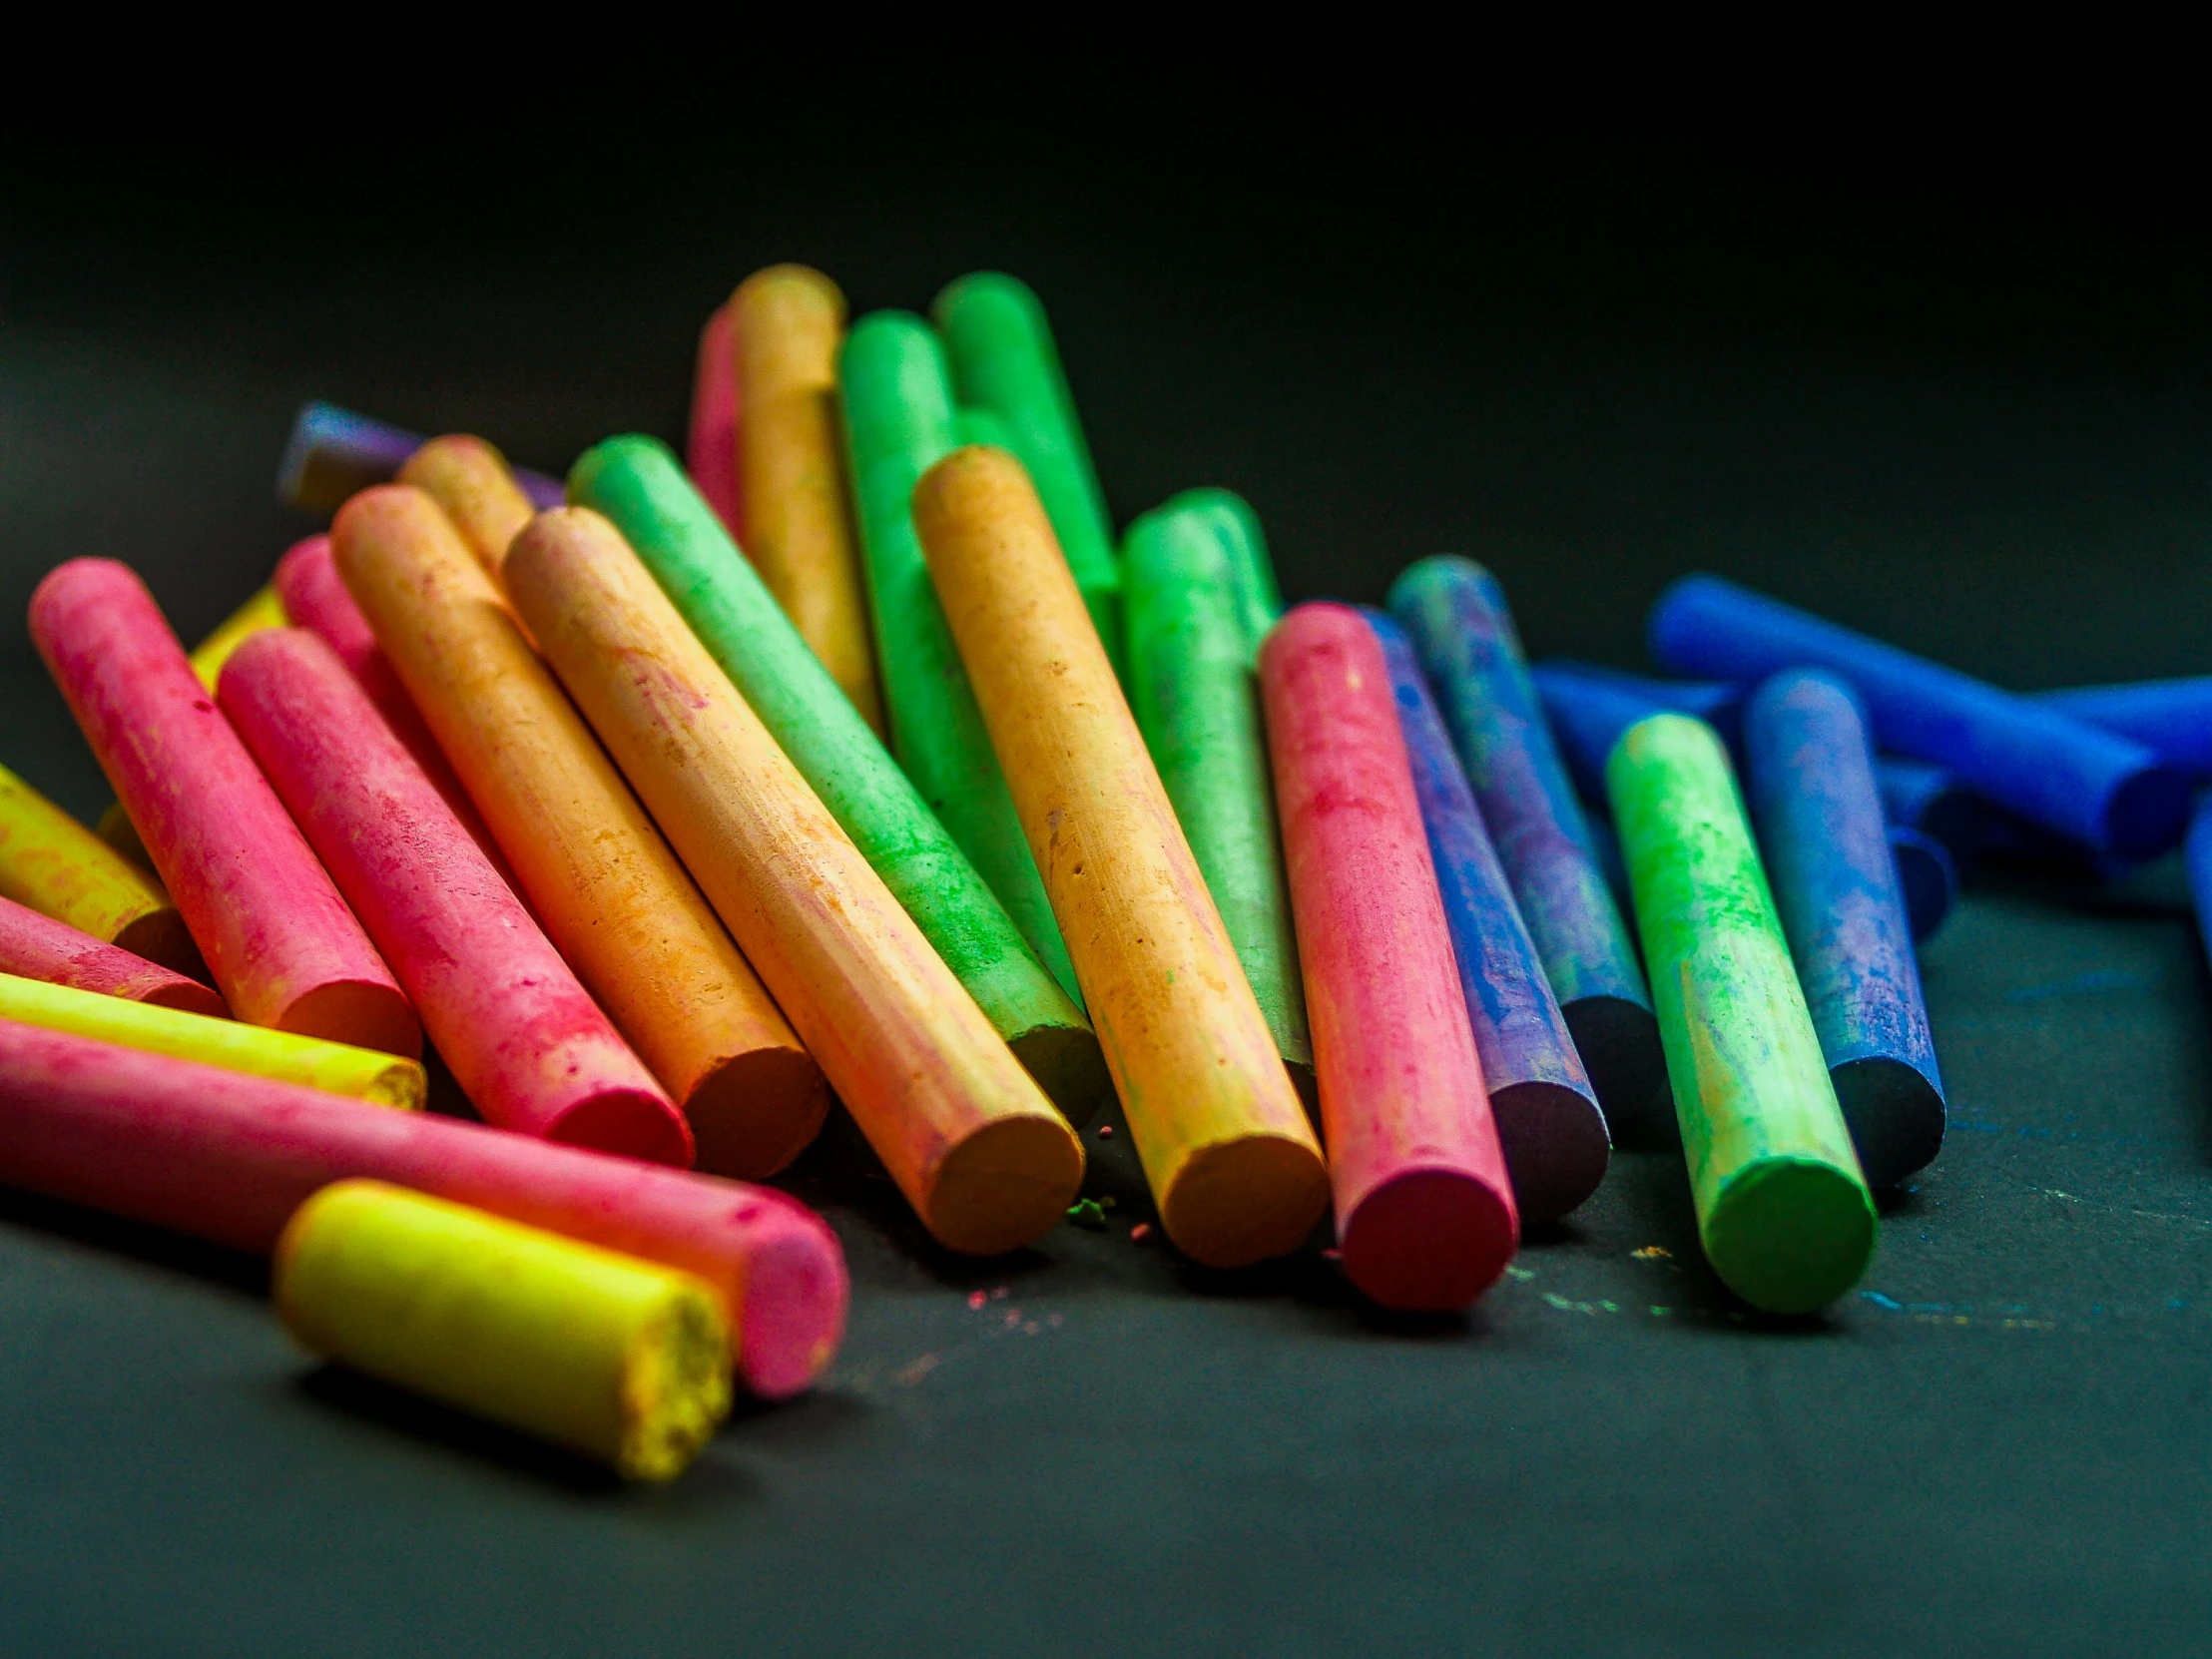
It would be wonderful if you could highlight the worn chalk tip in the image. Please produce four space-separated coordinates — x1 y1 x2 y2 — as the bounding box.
1703 1158 1878 1315
277 978 422 1061
1831 1057 1945 1190
1490 1081 1611 1225
1339 1168 1518 1313
729 1197 851 1400
921 1113 1088 1256
1889 827 1957 941
1159 1133 1333 1271
547 1088 698 1169
1008 1022 1111 1128
617 1291 733 1481
2105 764 2195 861
1560 995 1675 1148
683 1046 830 1180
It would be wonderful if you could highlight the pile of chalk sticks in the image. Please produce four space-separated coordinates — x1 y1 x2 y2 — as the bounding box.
2 264 2203 1479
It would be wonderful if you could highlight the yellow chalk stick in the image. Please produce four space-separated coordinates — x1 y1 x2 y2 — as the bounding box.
276 1181 732 1481
0 971 423 1108
189 585 289 693
0 763 195 973
399 435 537 579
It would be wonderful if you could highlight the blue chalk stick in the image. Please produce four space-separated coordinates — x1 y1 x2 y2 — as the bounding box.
2185 793 2212 965
1365 610 1610 1223
2037 679 2212 778
1887 825 1958 942
1649 575 2192 860
1743 669 1945 1187
276 401 566 517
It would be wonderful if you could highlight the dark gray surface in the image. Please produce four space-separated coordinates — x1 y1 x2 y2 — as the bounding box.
4 124 2212 1656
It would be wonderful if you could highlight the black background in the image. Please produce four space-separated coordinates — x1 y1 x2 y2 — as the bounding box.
5 72 2212 1656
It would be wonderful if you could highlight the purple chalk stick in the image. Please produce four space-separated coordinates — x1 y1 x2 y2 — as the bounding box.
277 401 566 516
1366 610 1610 1223
1743 670 1944 1187
1387 558 1670 1143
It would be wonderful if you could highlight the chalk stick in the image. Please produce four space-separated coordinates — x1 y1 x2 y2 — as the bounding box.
397 435 536 578
0 762 196 973
1648 575 2192 858
276 401 564 516
0 1021 846 1398
504 507 1084 1255
0 967 420 1108
568 436 1104 1120
835 314 1082 1006
954 405 1014 449
2185 795 2212 974
1366 611 1610 1223
223 628 695 1165
1607 714 1878 1313
1122 492 1311 1083
332 486 823 1179
1174 486 1286 657
189 585 288 692
2036 678 2212 777
277 1181 730 1480
731 266 885 737
0 897 223 1016
1874 756 1983 865
1887 826 1960 945
31 560 417 1054
913 446 1328 1269
1387 558 1669 1141
1741 671 1946 1188
1261 606 1518 1309
931 274 1124 679
687 301 744 535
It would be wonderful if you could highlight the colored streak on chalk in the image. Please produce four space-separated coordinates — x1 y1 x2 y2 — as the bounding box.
276 401 564 515
0 762 196 974
686 301 744 534
1263 606 1517 1310
399 436 537 578
1366 610 1609 1223
0 896 223 1015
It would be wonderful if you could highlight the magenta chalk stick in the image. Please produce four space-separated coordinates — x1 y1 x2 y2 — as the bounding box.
0 1021 844 1397
220 629 694 1167
686 302 745 536
29 560 417 1055
0 894 227 1016
1260 603 1519 1311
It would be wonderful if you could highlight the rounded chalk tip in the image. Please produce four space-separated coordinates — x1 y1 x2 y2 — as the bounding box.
1703 1157 1878 1316
731 1197 851 1401
278 978 422 1061
1159 1132 1332 1271
684 1046 830 1180
1831 1056 1946 1190
1339 1167 1519 1313
1490 1080 1612 1225
1561 995 1675 1149
1008 1021 1111 1129
921 1112 1087 1256
547 1088 698 1169
2104 763 2195 861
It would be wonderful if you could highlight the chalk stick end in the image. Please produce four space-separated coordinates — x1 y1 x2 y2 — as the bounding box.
1704 1158 1877 1315
730 1196 851 1401
683 1046 831 1180
277 978 423 1062
1490 1079 1612 1225
1562 995 1675 1148
922 1112 1087 1256
1008 1021 1111 1128
546 1088 698 1170
1339 1166 1519 1313
1160 1132 1332 1271
1831 1056 1945 1190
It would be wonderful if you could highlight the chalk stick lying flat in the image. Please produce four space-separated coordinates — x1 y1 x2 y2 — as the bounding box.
31 560 418 1056
1742 672 1945 1188
0 762 197 974
915 447 1328 1270
0 896 222 1016
0 969 421 1107
1367 612 1610 1224
0 1021 846 1398
1608 715 1877 1314
277 1182 731 1481
686 301 744 535
1124 491 1311 1086
570 437 1104 1123
398 436 537 580
1386 559 1669 1144
2035 678 2212 777
1648 575 2192 859
932 274 1124 679
505 507 1082 1256
1874 756 1983 865
1264 606 1518 1311
276 401 563 516
223 629 692 1166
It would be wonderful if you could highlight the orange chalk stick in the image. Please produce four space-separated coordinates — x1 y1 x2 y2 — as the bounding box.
912 447 1328 1268
398 435 537 578
0 762 197 973
331 486 825 1177
503 506 1084 1255
0 893 225 1016
30 560 417 1054
731 266 885 735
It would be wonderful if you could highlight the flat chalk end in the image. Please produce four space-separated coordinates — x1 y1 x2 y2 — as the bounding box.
1704 1158 1878 1315
1490 1080 1612 1225
1339 1167 1518 1313
684 1046 831 1181
1008 1021 1112 1128
1831 1056 1945 1189
732 1196 852 1400
277 978 422 1061
547 1088 698 1170
1561 995 1674 1148
1160 1132 1332 1271
922 1113 1087 1256
617 1291 733 1482
2105 765 2195 861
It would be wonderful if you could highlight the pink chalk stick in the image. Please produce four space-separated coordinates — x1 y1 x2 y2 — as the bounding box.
220 629 695 1167
0 893 228 1016
30 560 417 1056
1260 603 1519 1312
0 1020 845 1397
687 301 745 536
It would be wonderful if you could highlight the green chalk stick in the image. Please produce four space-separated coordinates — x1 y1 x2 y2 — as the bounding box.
837 311 1082 1005
1156 486 1283 664
568 434 1107 1122
931 273 1123 678
1606 714 1876 1314
1122 492 1311 1084
953 406 1015 450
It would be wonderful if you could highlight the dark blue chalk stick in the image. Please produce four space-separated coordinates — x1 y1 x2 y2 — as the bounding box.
1649 575 2192 860
1365 610 1610 1223
1874 757 1981 865
276 401 566 517
2185 794 2212 966
1538 662 1746 739
1388 558 1670 1142
1743 670 1945 1187
1887 826 1958 943
2037 679 2212 777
